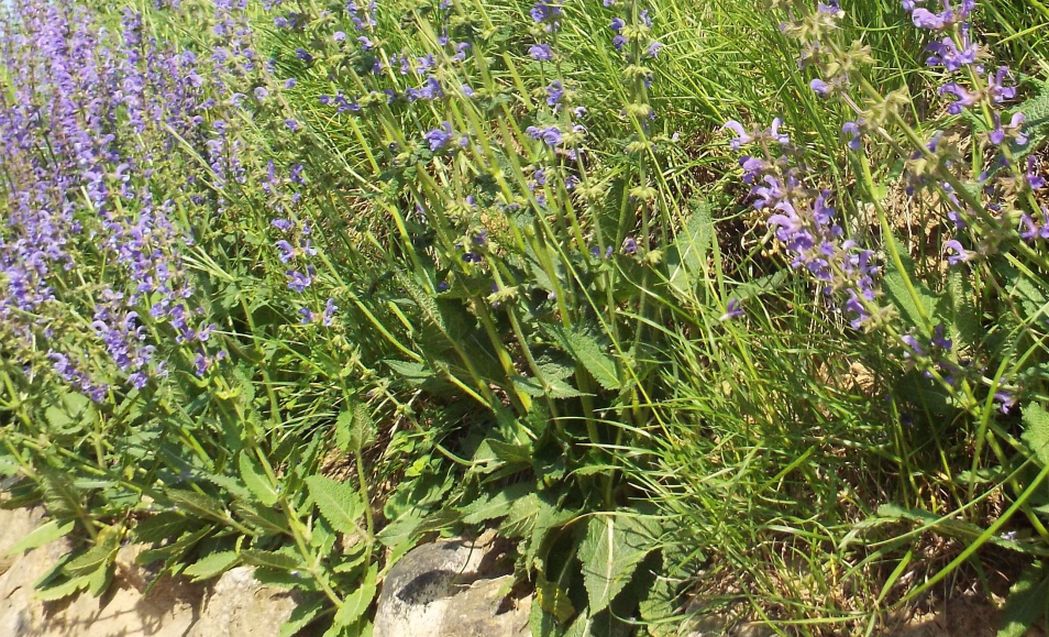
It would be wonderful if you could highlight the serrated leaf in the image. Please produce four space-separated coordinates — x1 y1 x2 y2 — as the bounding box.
137 526 211 567
535 576 575 623
241 549 301 571
1023 402 1049 467
280 595 327 637
578 515 654 614
997 561 1049 637
3 519 74 557
546 326 620 391
524 498 576 569
336 403 377 452
184 551 240 582
499 493 542 540
63 525 121 578
43 390 97 434
239 453 279 507
232 500 288 536
167 489 229 521
34 574 90 601
1019 81 1049 131
667 200 713 297
333 563 377 627
384 360 437 386
305 475 363 535
86 559 113 596
883 236 936 331
513 375 587 399
460 482 535 524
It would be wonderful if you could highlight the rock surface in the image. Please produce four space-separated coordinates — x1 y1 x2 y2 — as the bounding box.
374 533 530 637
0 506 295 637
187 566 297 637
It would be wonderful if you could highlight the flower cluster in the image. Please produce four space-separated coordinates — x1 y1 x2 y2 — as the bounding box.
0 0 230 395
725 119 882 329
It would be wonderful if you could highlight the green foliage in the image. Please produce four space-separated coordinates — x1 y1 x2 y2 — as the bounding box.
2 0 1049 636
997 562 1049 637
578 515 655 614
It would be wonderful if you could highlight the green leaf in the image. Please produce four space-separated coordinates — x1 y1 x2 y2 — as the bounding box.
63 525 121 578
578 515 654 614
86 558 114 596
883 236 936 331
184 551 240 582
137 527 211 567
336 403 377 452
997 561 1049 637
239 453 279 507
240 549 301 571
667 200 713 297
3 519 74 557
279 594 327 637
384 360 438 386
232 500 289 536
35 574 90 601
1023 402 1049 467
460 482 535 524
1018 81 1049 131
333 564 377 627
167 489 229 521
876 504 1049 556
305 475 363 535
524 497 576 570
43 389 97 434
535 575 575 623
546 325 620 391
513 375 587 399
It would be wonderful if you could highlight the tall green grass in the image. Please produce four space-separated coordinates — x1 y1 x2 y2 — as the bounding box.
1 0 1048 635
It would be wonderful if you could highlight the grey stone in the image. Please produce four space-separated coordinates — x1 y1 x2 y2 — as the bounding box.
374 534 530 637
187 566 297 637
0 506 295 637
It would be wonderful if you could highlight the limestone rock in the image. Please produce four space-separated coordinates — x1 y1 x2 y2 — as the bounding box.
187 566 297 637
0 506 297 637
374 535 530 637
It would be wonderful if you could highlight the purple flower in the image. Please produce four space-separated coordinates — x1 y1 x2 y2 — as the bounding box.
987 66 1017 104
911 8 946 30
528 43 554 61
732 122 880 328
842 121 862 150
526 125 563 147
939 83 978 114
322 298 337 326
286 269 313 292
530 1 562 28
723 120 753 150
546 80 564 107
926 33 978 71
719 299 744 321
995 390 1017 414
943 239 972 266
810 78 832 97
275 239 296 262
740 156 766 184
1027 158 1046 190
423 122 454 151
